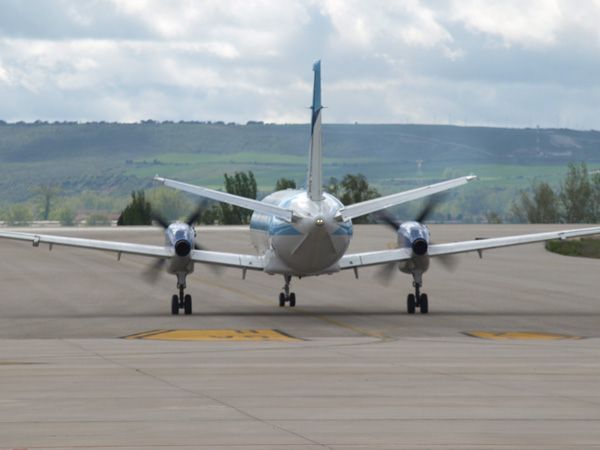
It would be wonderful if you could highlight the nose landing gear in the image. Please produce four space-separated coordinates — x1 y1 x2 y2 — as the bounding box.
279 275 296 307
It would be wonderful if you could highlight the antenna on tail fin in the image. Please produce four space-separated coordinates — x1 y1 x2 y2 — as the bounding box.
307 60 323 201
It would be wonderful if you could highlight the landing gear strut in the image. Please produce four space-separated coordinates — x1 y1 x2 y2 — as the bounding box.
279 274 296 307
171 273 192 315
407 273 428 314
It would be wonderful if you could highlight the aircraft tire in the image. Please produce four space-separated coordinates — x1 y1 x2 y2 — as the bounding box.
171 295 179 315
279 292 286 307
289 293 296 307
184 294 192 315
419 293 429 314
407 294 416 314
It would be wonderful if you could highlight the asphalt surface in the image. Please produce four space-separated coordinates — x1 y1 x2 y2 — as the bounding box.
1 224 600 449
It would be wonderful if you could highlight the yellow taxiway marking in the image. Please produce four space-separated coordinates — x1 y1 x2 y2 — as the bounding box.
123 329 299 341
465 331 582 341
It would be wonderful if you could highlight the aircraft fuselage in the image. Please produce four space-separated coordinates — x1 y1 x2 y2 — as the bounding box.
250 189 352 275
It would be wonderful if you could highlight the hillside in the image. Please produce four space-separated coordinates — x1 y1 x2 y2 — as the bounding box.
1 121 599 220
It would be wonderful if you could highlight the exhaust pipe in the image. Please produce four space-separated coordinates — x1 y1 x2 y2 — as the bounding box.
411 238 428 256
175 240 192 257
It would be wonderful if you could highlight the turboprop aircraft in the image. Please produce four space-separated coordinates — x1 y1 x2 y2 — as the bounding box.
1 61 600 315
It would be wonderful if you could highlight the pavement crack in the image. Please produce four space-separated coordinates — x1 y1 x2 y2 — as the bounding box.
63 339 334 449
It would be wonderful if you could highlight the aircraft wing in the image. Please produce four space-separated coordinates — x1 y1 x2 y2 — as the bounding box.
0 231 266 271
154 176 293 222
339 226 600 269
339 247 413 268
191 249 265 270
427 226 600 257
0 231 173 258
339 175 477 221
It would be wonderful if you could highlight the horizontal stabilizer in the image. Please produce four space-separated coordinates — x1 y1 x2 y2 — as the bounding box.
154 176 293 222
339 175 477 220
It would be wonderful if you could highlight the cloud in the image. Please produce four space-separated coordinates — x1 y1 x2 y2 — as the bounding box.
1 0 600 128
321 0 452 48
449 0 563 48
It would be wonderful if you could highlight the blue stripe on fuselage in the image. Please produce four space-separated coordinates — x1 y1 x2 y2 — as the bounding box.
270 223 301 236
333 223 353 236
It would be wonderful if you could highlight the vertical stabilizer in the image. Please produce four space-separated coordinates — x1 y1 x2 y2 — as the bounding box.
307 60 323 201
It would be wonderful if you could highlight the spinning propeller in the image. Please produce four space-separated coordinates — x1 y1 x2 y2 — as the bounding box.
143 204 208 283
375 194 457 284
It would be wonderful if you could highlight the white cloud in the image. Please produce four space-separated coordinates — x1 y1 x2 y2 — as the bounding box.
110 0 311 57
321 0 453 49
449 0 562 48
1 0 600 128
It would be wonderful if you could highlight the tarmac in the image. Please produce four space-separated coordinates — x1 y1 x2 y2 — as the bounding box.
1 224 600 449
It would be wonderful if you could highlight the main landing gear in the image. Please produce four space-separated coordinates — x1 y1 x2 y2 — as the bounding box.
279 275 296 307
171 273 192 315
407 274 428 314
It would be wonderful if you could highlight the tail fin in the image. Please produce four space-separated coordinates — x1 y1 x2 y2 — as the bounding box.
307 60 323 201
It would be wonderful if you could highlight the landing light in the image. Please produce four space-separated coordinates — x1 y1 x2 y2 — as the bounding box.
315 217 325 227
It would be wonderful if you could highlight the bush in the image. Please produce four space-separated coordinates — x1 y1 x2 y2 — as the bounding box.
57 207 76 226
5 204 33 226
117 191 152 226
545 238 600 258
86 213 111 226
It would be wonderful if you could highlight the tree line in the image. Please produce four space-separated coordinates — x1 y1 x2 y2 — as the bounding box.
511 162 600 223
117 172 380 226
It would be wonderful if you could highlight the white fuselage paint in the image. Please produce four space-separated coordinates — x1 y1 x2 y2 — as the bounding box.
250 189 353 276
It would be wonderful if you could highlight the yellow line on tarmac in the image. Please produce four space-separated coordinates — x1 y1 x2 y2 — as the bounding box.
124 329 299 342
465 331 583 341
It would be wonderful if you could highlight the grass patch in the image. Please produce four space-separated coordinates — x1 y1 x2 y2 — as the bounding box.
545 238 600 259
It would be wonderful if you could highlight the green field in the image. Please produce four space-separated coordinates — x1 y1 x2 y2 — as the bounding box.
1 122 599 221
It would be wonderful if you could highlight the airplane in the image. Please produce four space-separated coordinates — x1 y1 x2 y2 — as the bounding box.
1 60 600 316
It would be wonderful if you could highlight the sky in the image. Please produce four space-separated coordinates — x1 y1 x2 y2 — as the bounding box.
1 0 600 128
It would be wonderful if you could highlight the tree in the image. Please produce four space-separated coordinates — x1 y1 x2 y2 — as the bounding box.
147 187 193 222
511 181 560 223
32 184 60 221
199 203 222 225
275 178 296 191
220 171 257 224
86 213 111 226
117 191 153 225
57 207 76 226
560 162 593 223
324 177 340 198
5 204 33 226
485 211 503 224
591 172 600 222
338 174 380 224
339 174 380 205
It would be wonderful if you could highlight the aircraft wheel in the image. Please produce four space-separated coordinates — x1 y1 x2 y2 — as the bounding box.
419 293 429 314
289 293 296 307
171 294 179 315
279 292 286 307
184 294 192 315
407 294 416 314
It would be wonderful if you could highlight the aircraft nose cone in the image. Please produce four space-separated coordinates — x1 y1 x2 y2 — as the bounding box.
412 238 428 256
175 240 192 257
